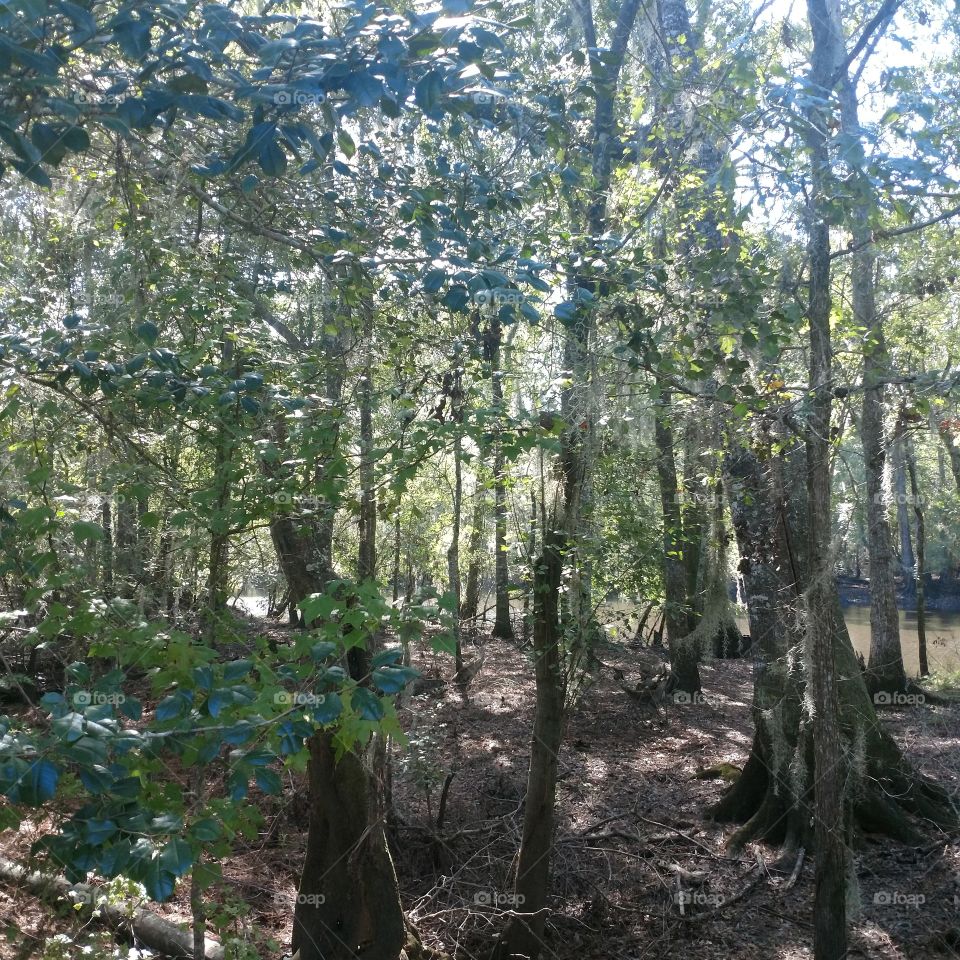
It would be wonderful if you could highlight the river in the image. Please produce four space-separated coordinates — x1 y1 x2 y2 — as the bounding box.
235 593 960 678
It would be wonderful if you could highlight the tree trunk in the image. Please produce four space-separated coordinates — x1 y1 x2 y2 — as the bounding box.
494 3 641 955
449 431 464 675
292 735 406 960
654 391 701 692
115 493 138 597
713 436 806 849
491 533 564 960
461 490 486 623
893 433 914 577
392 511 402 603
840 77 907 698
716 427 954 845
491 312 513 640
100 494 113 592
358 320 377 584
906 442 929 677
938 419 960 492
805 4 852 949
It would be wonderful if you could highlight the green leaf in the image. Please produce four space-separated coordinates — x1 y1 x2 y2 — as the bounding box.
313 692 342 724
351 687 384 721
371 665 418 694
136 321 159 344
159 838 193 878
190 819 221 842
193 860 222 891
255 769 282 795
337 129 356 158
84 819 118 844
414 70 444 112
258 139 287 176
72 520 104 545
224 659 253 682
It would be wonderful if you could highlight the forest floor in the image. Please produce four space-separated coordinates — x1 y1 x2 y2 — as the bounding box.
2 618 960 960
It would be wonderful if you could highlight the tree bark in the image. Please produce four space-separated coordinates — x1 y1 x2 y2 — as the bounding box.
292 736 406 960
491 312 513 640
461 490 486 623
906 442 929 676
100 493 113 592
494 1 642 955
804 3 852 950
358 313 377 585
838 61 908 698
716 424 954 847
893 432 914 577
449 419 464 675
490 533 564 960
654 391 701 692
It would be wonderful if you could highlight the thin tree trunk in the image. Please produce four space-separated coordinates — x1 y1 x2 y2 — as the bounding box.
938 420 960 492
893 435 914 577
449 431 464 675
523 489 537 644
100 493 113 592
490 533 563 960
842 92 907 697
654 390 701 692
392 511 402 603
495 2 641 955
491 312 513 640
906 442 929 676
358 321 376 584
461 490 486 623
805 2 851 952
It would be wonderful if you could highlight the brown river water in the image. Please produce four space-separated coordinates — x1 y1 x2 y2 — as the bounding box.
735 606 960 677
237 595 960 678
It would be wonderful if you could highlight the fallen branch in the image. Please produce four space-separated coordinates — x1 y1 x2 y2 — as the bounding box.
0 856 225 960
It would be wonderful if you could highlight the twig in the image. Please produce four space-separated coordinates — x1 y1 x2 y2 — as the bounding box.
785 846 805 890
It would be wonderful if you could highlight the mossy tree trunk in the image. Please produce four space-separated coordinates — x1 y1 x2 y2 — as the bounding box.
494 1 641 954
654 390 701 693
715 430 955 858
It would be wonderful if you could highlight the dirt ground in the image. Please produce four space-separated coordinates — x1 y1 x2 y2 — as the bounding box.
2 627 959 960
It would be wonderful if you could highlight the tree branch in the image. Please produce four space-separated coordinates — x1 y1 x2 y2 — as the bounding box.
829 0 903 89
831 203 960 259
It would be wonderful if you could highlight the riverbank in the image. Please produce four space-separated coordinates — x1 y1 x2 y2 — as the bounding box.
837 575 960 612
